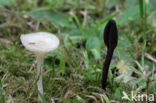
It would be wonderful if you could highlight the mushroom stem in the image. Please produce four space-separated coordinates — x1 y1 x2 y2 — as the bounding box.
102 48 114 89
36 53 45 100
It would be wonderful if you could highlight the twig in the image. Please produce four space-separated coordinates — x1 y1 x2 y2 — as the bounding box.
35 20 40 31
82 0 88 28
40 21 50 30
81 10 87 28
134 60 144 72
144 53 156 64
85 95 99 103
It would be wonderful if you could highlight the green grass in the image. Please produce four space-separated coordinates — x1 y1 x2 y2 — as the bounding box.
0 0 156 102
0 79 5 103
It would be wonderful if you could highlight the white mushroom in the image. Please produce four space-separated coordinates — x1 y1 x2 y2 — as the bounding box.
20 32 59 100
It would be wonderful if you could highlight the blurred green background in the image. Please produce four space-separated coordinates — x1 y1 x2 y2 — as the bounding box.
0 0 156 102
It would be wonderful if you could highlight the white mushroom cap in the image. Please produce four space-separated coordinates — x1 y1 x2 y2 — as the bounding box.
20 32 59 53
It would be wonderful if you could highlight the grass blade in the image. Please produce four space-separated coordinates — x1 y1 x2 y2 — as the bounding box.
37 88 48 103
0 80 5 103
139 0 144 18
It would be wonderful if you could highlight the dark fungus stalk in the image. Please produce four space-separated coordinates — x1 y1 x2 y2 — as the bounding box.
102 19 118 90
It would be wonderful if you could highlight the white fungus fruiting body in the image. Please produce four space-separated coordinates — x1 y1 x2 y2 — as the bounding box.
20 32 59 53
20 32 59 101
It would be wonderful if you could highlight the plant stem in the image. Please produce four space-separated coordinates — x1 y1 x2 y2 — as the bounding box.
146 76 150 94
36 53 45 101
